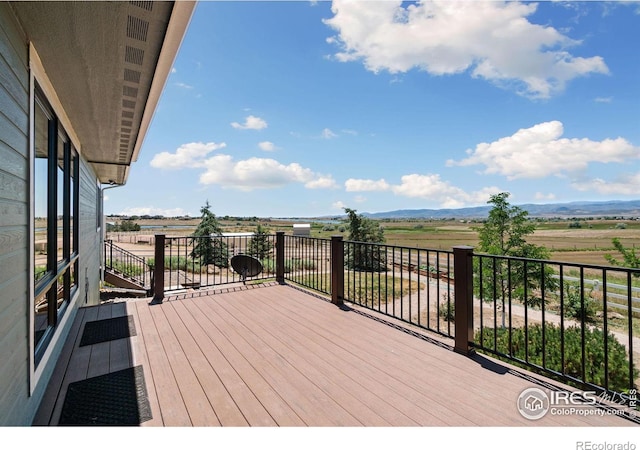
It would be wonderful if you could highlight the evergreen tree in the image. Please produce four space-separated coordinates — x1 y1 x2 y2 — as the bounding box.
190 201 229 268
247 224 272 259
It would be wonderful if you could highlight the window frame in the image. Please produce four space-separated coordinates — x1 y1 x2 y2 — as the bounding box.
29 45 83 391
32 84 80 366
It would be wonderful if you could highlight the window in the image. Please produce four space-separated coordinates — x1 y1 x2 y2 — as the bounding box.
33 84 79 365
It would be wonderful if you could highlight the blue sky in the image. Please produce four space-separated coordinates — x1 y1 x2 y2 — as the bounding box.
105 0 640 218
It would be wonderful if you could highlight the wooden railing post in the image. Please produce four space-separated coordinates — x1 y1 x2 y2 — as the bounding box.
153 234 165 303
275 231 285 284
331 235 344 306
453 245 474 355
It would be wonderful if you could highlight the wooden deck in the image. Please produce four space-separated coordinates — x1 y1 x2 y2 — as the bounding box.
34 282 637 427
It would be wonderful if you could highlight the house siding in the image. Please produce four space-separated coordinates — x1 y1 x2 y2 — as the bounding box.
0 3 103 425
0 2 31 426
77 160 101 308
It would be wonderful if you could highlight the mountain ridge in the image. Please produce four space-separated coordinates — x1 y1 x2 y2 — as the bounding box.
360 199 640 219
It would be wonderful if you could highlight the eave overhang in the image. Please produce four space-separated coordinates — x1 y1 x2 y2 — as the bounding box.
11 1 196 185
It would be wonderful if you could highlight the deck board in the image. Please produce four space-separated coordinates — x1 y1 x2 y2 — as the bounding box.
164 300 248 426
147 303 220 426
257 289 523 425
162 298 275 426
195 294 366 426
127 300 163 427
134 299 192 426
224 288 467 425
35 283 637 427
210 291 417 426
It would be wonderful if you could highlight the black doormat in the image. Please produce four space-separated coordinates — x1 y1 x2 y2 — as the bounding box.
79 315 136 347
59 365 152 426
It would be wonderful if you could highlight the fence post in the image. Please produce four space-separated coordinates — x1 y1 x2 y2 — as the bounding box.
331 235 344 306
453 245 474 355
153 234 165 303
276 231 285 284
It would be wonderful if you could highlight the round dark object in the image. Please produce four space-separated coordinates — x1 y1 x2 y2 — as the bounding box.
230 254 263 281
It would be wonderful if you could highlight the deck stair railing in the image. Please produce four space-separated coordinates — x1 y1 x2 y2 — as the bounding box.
103 240 151 292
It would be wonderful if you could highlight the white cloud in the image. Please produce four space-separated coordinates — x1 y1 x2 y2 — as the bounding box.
175 82 193 89
258 141 277 151
305 176 339 189
171 67 177 74
199 154 337 191
572 172 640 196
332 201 347 210
321 128 338 139
151 141 337 191
324 0 609 99
391 174 501 208
448 121 639 180
150 142 226 169
595 97 613 103
231 115 268 130
345 174 501 208
345 178 391 192
118 206 190 217
534 192 557 201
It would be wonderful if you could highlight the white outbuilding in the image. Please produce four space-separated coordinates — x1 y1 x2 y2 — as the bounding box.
292 223 311 236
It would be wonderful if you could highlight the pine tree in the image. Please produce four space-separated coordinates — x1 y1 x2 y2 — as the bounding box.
247 224 272 260
190 201 229 267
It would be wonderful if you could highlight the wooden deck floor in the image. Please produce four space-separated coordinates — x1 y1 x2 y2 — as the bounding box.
34 282 637 427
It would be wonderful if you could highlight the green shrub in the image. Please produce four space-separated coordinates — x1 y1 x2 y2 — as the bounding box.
563 284 598 323
110 260 144 277
35 265 47 282
260 258 296 274
109 219 141 232
296 259 317 270
148 256 203 273
439 294 455 322
476 324 636 393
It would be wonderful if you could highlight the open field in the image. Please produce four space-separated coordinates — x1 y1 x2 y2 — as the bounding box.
106 216 640 267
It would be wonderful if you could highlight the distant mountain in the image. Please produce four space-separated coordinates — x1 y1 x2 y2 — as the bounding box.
362 200 640 219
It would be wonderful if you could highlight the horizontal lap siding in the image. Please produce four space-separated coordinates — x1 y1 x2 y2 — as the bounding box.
27 58 103 425
0 3 102 424
78 160 100 306
0 3 30 425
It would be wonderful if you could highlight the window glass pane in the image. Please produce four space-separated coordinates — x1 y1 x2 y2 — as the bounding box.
70 260 77 294
57 268 68 314
57 134 65 262
70 149 76 255
34 99 49 285
34 286 51 348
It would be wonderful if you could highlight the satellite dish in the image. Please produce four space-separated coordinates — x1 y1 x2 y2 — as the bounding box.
230 254 263 284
